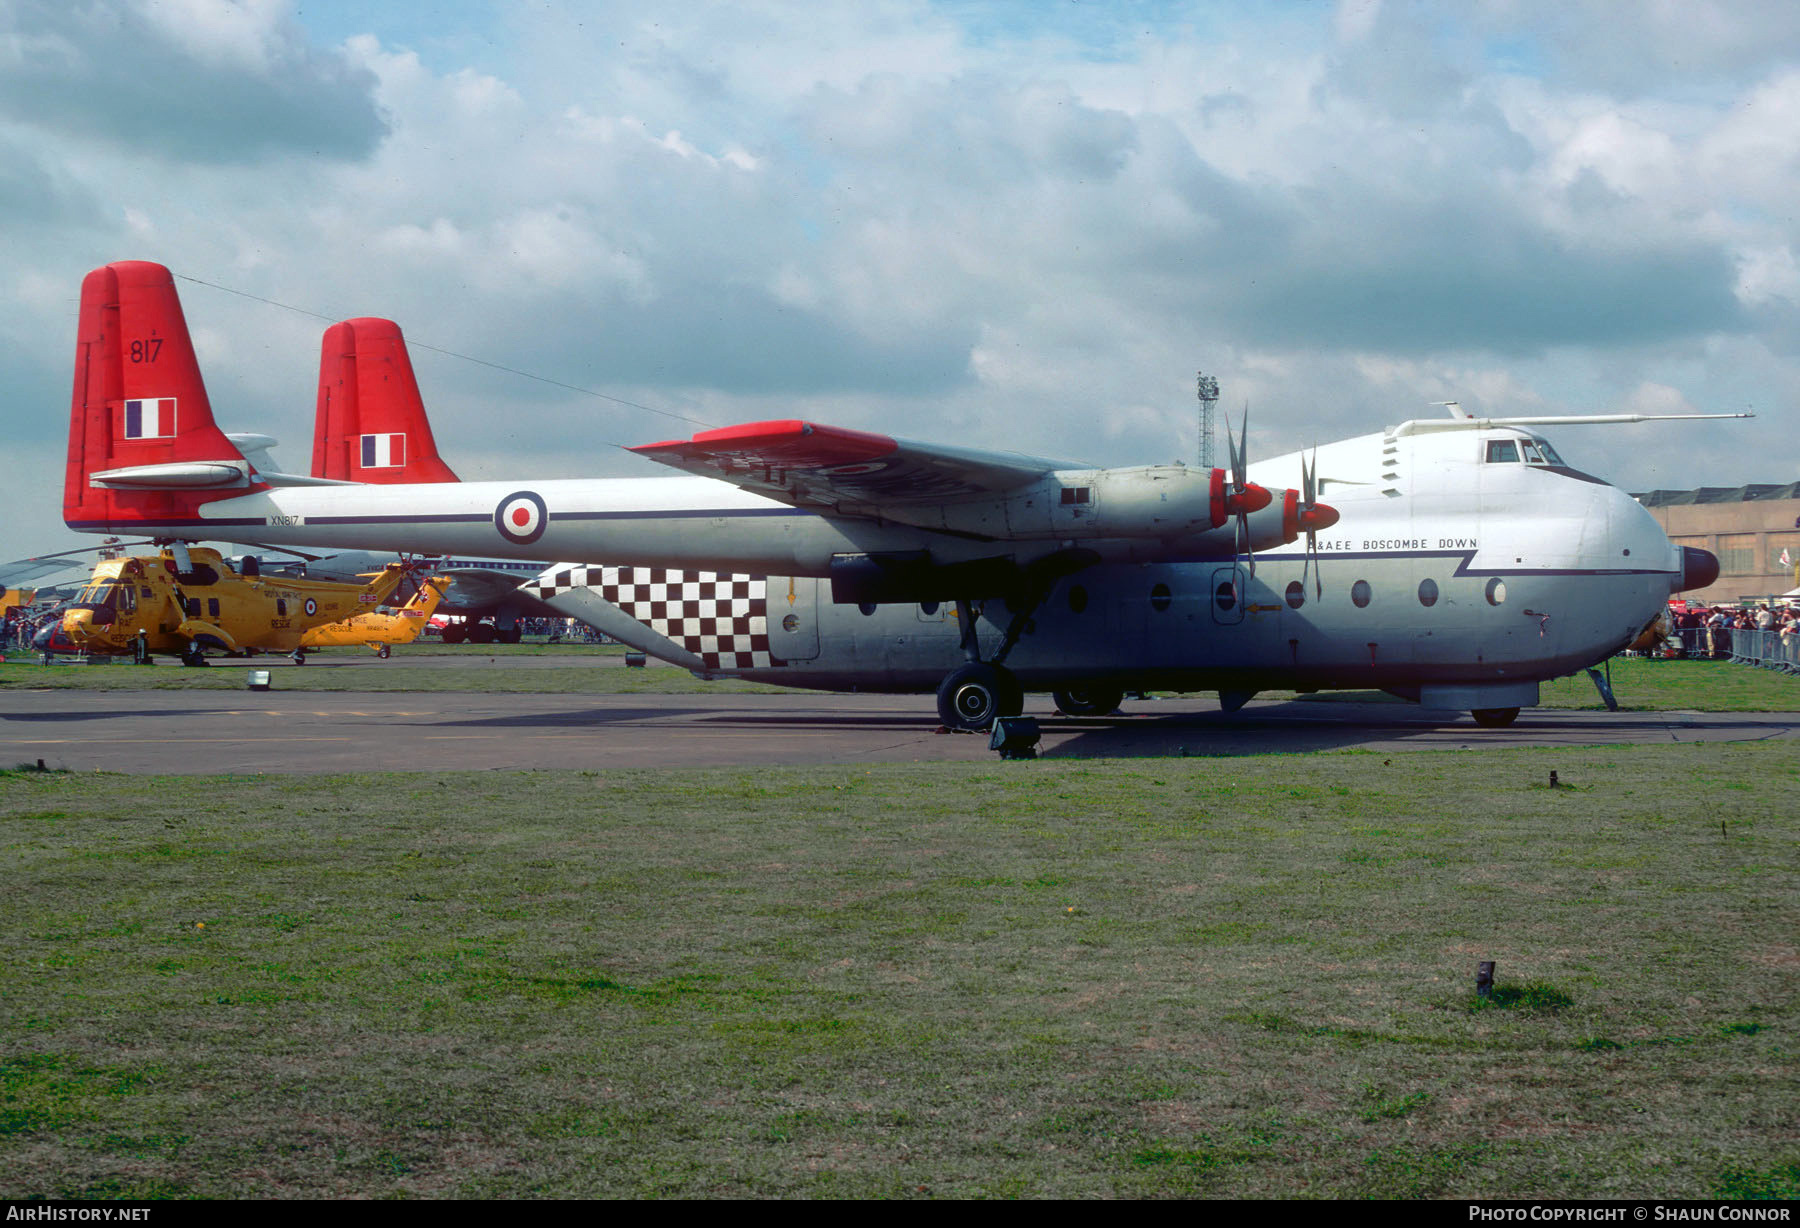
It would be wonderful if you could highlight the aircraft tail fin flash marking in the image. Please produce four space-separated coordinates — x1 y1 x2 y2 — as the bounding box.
64 260 265 531
123 397 176 439
312 317 459 484
361 432 406 469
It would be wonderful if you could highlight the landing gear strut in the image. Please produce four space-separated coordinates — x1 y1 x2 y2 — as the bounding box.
934 586 1050 731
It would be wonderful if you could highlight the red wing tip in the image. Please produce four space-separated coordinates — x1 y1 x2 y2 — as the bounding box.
630 419 814 453
632 419 897 463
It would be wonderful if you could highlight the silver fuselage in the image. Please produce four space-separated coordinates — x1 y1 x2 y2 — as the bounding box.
722 429 1676 694
86 425 1685 700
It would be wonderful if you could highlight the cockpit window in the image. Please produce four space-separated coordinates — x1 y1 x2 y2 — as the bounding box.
1520 440 1545 464
75 581 118 608
1485 439 1520 463
1535 438 1564 466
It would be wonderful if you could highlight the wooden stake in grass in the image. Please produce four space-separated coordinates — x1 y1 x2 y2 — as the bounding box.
1476 960 1496 999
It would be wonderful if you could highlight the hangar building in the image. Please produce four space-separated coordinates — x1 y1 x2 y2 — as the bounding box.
1636 483 1800 604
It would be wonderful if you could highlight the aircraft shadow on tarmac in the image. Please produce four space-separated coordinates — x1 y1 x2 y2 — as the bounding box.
1 710 211 724
1037 703 1508 758
1039 704 1794 759
396 698 1793 758
427 706 720 728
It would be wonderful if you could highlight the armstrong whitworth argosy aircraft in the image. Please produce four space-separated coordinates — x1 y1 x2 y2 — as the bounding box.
66 260 1726 729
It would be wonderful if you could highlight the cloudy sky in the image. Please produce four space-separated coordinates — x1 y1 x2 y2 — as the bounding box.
5 0 1797 567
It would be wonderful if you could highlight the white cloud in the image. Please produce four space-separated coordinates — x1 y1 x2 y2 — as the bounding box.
4 0 1800 560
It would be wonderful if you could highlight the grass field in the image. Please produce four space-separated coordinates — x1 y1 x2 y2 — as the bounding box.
4 644 1798 710
3 743 1796 1198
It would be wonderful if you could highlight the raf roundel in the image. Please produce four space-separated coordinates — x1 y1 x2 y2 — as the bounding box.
303 597 318 617
494 490 548 545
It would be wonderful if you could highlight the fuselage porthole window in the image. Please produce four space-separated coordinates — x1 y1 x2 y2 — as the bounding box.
1284 580 1305 609
1215 581 1237 611
1351 579 1372 609
1485 578 1507 606
1418 578 1438 608
858 602 877 617
1150 583 1172 613
920 600 939 617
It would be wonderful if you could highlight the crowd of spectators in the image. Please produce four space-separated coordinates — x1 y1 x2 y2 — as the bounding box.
1667 600 1800 664
1 606 62 654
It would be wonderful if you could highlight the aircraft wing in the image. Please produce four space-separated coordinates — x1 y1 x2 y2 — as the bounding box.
630 420 1087 512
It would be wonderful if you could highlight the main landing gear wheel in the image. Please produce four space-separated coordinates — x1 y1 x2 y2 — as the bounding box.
937 663 1023 732
1470 707 1520 728
1052 687 1123 717
290 649 307 665
180 644 208 667
376 644 391 659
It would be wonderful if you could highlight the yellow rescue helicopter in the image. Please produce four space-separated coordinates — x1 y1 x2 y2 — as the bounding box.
61 545 407 665
300 576 449 657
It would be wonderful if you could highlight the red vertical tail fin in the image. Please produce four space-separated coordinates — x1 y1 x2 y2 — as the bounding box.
311 318 459 484
64 261 262 533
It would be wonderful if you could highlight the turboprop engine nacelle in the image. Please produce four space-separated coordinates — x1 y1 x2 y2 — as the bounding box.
927 465 1269 541
1084 465 1263 535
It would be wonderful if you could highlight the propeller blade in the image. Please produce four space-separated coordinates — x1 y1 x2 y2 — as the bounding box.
1230 409 1254 575
1302 447 1322 598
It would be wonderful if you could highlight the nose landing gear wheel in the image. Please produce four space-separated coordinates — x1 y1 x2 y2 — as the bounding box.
937 663 1022 731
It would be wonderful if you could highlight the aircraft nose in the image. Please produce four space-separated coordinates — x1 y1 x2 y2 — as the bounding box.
1674 546 1719 594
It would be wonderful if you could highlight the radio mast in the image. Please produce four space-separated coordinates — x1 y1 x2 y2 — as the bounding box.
1196 372 1220 470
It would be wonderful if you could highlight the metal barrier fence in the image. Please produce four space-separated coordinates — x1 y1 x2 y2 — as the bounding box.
1670 627 1800 672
